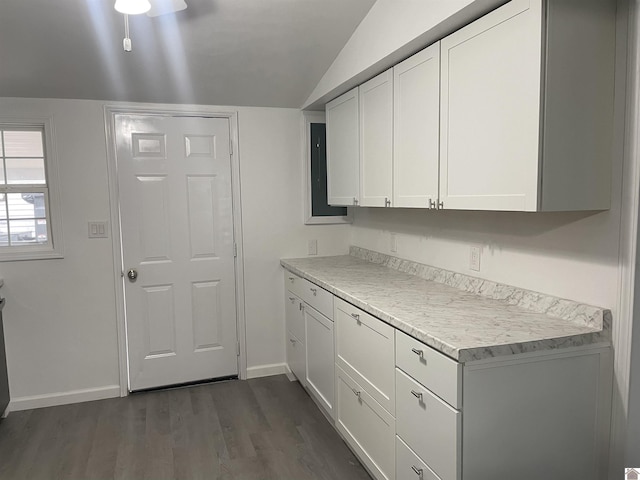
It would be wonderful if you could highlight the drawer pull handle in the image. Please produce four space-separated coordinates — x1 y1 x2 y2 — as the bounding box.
411 465 423 478
310 288 317 296
290 338 296 344
288 277 295 282
351 313 360 321
352 388 361 398
411 390 423 400
289 297 295 302
411 348 424 357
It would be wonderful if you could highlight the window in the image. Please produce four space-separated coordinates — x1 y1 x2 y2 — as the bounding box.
303 111 351 225
0 120 62 261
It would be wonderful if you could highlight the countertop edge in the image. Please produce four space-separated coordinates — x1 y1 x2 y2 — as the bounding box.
281 259 610 363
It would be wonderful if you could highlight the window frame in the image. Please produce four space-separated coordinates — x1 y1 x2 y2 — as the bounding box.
0 117 63 261
302 111 352 225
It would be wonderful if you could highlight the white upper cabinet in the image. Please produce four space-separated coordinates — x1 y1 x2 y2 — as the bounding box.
439 0 615 211
326 87 360 206
359 70 394 207
393 42 440 209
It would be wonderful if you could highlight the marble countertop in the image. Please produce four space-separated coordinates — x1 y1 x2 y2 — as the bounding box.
281 253 610 363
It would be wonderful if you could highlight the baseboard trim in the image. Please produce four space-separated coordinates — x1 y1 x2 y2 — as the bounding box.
246 363 288 379
9 385 121 412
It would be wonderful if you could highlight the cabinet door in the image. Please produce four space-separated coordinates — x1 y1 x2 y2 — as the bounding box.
359 69 393 207
393 43 440 209
305 305 335 419
285 292 304 348
439 0 543 211
326 87 360 206
287 331 306 387
336 366 395 480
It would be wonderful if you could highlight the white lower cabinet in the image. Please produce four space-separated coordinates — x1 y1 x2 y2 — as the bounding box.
335 297 395 413
336 366 395 480
396 436 441 480
304 304 335 419
286 330 306 387
396 369 460 480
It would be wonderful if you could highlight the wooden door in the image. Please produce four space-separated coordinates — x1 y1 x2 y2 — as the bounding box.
359 69 393 207
326 88 360 206
393 43 441 208
115 114 238 391
439 0 543 211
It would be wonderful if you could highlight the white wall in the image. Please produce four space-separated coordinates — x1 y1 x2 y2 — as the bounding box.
0 97 349 409
351 209 620 309
302 0 506 109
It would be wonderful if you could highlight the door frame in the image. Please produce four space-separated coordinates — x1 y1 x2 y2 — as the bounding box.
103 103 248 396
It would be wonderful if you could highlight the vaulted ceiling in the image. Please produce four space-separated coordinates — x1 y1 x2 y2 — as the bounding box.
0 0 376 107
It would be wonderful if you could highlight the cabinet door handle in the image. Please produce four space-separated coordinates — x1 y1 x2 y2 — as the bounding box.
353 197 359 206
288 277 295 282
429 199 436 209
352 388 361 398
350 313 360 321
411 465 424 478
290 338 296 344
411 348 424 358
438 200 444 210
310 288 317 296
385 197 391 207
411 390 423 400
289 297 295 302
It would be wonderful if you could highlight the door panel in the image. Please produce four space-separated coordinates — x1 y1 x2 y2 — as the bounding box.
359 70 393 207
326 88 360 206
439 0 542 211
393 43 440 208
116 114 238 391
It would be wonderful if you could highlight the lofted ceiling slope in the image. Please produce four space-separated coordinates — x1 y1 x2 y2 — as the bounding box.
0 0 376 108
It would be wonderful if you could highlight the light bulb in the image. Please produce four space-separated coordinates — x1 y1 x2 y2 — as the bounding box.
114 0 151 15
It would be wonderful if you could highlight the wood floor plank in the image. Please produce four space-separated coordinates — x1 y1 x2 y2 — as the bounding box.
0 375 372 480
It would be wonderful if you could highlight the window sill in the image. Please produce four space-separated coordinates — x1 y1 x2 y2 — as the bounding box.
0 248 63 262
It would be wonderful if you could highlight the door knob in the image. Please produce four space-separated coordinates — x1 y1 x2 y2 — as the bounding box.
127 268 138 281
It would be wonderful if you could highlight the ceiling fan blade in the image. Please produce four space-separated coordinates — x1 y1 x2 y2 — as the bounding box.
147 0 187 17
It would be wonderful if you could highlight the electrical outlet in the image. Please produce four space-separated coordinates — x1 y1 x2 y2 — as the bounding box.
390 233 397 253
308 239 318 256
469 245 481 272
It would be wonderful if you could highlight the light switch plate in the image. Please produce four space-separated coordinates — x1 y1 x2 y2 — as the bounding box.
88 221 109 239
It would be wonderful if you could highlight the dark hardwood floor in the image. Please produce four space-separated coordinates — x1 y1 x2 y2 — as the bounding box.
0 375 371 480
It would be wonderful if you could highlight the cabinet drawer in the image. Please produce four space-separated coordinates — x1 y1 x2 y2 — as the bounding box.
300 279 334 319
285 293 305 343
396 330 461 408
396 369 460 480
335 297 395 413
284 271 305 298
396 436 441 480
336 366 395 480
286 331 306 387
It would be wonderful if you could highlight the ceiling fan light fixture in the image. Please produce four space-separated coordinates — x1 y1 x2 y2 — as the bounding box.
114 0 152 15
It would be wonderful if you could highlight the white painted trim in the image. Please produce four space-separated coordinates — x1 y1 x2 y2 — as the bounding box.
246 363 288 379
9 385 120 412
103 103 248 393
302 111 352 225
611 0 639 474
0 116 64 262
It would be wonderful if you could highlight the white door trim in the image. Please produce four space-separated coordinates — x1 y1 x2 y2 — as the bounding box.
611 0 640 473
103 103 248 397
